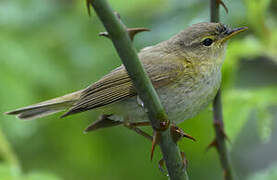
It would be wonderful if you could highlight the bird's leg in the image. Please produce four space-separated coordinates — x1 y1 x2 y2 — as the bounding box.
127 121 151 127
124 121 195 165
123 121 152 141
123 121 165 160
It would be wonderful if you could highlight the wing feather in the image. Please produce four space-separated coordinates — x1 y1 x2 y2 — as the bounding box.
62 50 188 117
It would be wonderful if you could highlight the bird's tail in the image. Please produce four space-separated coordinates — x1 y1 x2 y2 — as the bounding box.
5 90 82 120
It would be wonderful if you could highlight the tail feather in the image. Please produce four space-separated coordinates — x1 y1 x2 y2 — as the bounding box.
5 90 82 120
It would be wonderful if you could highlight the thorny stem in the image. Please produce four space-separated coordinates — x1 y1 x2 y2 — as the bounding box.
88 0 189 179
210 0 234 180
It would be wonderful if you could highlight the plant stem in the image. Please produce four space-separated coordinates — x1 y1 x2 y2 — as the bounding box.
212 91 234 180
210 0 219 22
210 0 234 180
88 0 188 179
0 128 21 175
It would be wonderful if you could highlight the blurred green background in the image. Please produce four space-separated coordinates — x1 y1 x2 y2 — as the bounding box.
0 0 276 179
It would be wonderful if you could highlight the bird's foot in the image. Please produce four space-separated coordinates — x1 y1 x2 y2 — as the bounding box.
123 120 169 160
123 121 152 141
124 121 195 161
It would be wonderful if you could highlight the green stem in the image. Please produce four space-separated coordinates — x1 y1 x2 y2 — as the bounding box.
212 91 234 180
210 0 219 22
89 0 188 179
210 1 234 180
0 128 21 175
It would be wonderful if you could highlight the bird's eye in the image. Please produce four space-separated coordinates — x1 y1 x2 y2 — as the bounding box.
202 38 214 46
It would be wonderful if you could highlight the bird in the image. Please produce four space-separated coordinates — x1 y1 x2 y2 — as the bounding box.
5 22 247 137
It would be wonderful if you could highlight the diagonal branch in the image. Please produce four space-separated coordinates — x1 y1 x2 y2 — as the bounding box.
210 0 234 180
87 0 189 179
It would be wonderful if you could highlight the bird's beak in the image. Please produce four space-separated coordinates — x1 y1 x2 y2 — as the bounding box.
220 26 248 43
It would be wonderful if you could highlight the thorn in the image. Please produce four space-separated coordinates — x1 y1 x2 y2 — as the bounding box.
128 28 150 41
214 120 231 143
182 132 196 142
220 129 231 143
151 131 161 161
181 152 188 168
86 0 92 16
114 11 121 19
158 152 187 174
207 121 231 152
158 158 166 173
99 31 109 38
213 119 223 128
99 28 150 41
223 169 228 179
216 0 229 13
170 125 196 143
98 11 150 41
206 139 218 152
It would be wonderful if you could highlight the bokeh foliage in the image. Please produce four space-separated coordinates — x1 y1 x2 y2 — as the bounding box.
0 0 276 179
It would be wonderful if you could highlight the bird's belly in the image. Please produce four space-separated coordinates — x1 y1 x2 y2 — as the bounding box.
101 72 221 124
158 77 220 124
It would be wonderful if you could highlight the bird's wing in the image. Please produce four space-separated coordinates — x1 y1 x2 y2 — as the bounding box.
62 52 189 117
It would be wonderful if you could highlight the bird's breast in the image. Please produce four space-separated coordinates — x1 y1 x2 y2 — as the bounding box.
157 66 222 124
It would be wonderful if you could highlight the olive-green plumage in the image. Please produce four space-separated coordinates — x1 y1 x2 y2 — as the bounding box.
6 22 247 125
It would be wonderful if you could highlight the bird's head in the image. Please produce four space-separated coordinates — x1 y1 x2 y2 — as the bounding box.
166 22 248 65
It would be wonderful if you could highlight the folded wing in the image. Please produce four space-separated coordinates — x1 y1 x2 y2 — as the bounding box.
62 54 188 117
